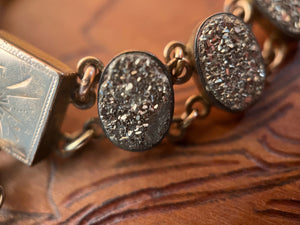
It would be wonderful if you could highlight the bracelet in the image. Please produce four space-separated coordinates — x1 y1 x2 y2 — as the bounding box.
0 0 299 208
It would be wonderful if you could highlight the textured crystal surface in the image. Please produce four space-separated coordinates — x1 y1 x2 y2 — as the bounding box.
255 0 300 36
195 13 266 112
98 52 173 151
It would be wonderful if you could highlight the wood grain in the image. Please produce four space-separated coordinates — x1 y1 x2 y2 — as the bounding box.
0 0 300 224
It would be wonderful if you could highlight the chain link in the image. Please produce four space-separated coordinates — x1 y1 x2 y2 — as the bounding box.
72 56 104 109
164 41 193 85
168 95 211 141
58 57 105 157
262 35 292 83
0 186 4 208
224 0 253 23
224 0 291 83
58 118 104 157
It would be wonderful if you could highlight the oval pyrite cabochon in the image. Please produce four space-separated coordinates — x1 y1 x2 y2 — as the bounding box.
97 51 174 151
193 13 266 112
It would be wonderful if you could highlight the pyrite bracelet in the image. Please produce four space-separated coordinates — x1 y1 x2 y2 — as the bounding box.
0 0 299 207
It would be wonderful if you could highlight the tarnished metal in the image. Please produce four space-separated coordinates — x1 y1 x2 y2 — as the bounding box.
164 41 193 85
0 185 4 208
224 0 299 81
262 35 289 81
254 0 300 39
168 95 211 141
189 13 266 113
79 66 96 99
58 118 104 157
185 95 211 118
224 0 254 23
72 56 104 110
0 31 76 165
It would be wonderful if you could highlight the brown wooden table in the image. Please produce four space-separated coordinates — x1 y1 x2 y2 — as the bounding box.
0 0 300 224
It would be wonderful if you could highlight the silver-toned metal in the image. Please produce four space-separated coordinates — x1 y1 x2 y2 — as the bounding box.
0 31 76 165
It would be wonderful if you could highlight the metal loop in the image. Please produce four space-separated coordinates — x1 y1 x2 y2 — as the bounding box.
0 186 4 208
79 65 96 98
163 41 187 64
72 56 104 110
77 56 104 80
58 118 104 157
224 0 253 23
168 95 211 141
61 129 95 157
83 117 103 139
72 90 96 110
181 109 199 130
185 95 211 118
167 57 193 85
168 109 199 141
262 36 289 82
168 117 186 141
164 41 193 85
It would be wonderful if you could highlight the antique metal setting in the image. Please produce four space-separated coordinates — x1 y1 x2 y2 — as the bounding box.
225 0 300 38
0 31 76 165
98 51 174 151
0 0 299 209
191 13 266 112
224 0 299 77
254 0 300 38
0 2 297 164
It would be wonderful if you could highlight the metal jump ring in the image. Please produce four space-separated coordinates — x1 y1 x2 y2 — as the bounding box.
77 56 104 80
163 41 187 63
224 0 253 23
167 57 193 85
59 118 104 157
72 56 104 109
0 186 5 208
185 95 211 118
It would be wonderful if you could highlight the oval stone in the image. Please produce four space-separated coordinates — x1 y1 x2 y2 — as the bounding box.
98 51 174 151
254 0 300 38
193 13 266 112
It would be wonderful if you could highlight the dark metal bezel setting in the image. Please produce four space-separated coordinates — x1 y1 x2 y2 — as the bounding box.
97 50 175 152
253 0 300 39
193 12 266 113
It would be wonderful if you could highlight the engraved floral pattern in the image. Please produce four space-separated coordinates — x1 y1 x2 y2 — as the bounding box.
0 77 33 141
0 90 8 137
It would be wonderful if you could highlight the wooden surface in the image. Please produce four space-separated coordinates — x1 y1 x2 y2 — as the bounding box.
0 0 300 224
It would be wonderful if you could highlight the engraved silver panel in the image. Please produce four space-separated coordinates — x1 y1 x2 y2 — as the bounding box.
0 31 75 165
